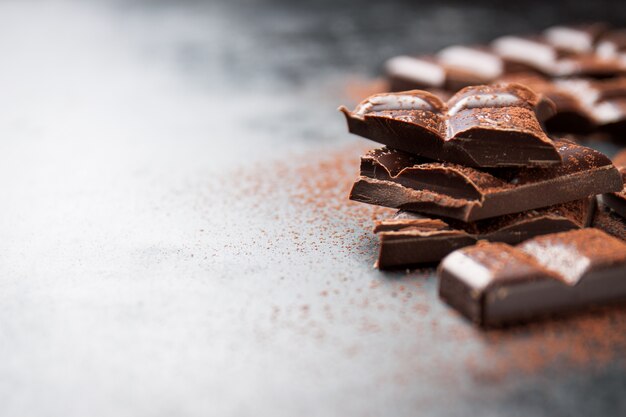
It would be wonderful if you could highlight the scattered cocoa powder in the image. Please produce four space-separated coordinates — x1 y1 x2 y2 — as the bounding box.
208 114 626 381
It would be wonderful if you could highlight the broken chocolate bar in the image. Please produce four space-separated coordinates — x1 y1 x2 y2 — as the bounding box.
384 24 626 99
497 73 596 133
601 149 626 218
544 24 608 54
438 228 626 327
500 75 626 135
340 84 559 167
350 139 622 222
385 46 508 92
492 32 624 78
374 198 595 269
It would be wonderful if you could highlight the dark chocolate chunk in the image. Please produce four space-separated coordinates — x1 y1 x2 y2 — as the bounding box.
385 47 507 92
497 73 595 133
374 198 595 269
492 33 624 78
500 75 626 135
350 139 622 222
438 228 626 327
340 84 560 168
544 24 609 54
601 149 626 218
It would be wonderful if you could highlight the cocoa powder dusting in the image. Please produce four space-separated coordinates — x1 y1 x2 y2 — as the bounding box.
469 306 626 380
216 136 626 382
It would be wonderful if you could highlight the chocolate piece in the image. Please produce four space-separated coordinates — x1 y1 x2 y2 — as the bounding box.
544 24 609 54
385 47 508 92
492 34 624 78
350 139 622 222
596 29 626 64
374 198 595 269
500 75 626 135
497 73 595 133
558 78 626 135
592 200 626 241
438 228 626 327
339 84 560 167
601 150 626 218
384 56 447 92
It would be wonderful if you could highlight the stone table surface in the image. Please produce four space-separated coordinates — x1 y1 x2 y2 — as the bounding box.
1 1 625 416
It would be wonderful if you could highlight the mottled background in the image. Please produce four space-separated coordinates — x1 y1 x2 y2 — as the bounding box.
1 1 625 416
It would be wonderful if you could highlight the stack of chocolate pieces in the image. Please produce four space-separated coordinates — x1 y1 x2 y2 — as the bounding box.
384 23 626 138
340 82 626 326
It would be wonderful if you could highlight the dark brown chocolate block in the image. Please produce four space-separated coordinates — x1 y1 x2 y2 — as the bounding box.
601 150 626 218
374 198 595 269
350 139 622 222
438 228 626 327
340 84 560 168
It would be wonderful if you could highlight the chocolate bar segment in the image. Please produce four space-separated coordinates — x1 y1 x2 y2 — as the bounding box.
601 150 626 218
340 84 560 167
544 24 608 54
492 34 624 78
385 47 508 92
438 229 626 327
350 139 622 222
497 73 595 133
374 198 595 269
500 74 626 135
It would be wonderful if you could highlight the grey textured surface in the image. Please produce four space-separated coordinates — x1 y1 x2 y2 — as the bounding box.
1 1 626 416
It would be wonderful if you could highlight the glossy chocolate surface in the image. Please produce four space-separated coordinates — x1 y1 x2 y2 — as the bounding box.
350 139 622 221
438 229 626 326
340 84 560 167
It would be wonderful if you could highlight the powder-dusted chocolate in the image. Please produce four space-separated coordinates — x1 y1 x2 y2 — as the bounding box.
512 75 626 135
497 73 596 134
438 228 626 327
601 149 626 218
340 84 560 168
374 198 595 269
350 139 622 222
